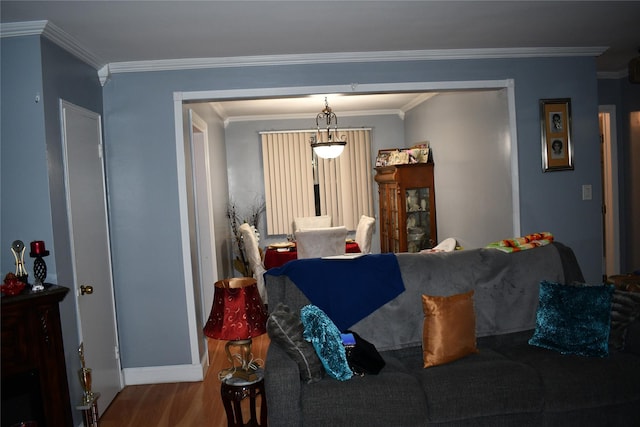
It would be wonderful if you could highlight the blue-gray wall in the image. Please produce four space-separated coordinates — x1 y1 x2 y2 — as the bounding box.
101 56 603 369
1 35 103 427
3 34 613 376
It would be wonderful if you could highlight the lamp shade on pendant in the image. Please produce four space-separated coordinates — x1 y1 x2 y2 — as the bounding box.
312 141 346 159
204 277 267 340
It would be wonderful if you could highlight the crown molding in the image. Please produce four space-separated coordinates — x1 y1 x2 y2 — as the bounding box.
1 20 105 70
0 20 47 36
224 108 405 126
597 69 629 80
401 93 437 112
2 21 616 79
105 46 609 75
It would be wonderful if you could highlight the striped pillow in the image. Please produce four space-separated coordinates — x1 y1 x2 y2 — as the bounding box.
609 289 640 351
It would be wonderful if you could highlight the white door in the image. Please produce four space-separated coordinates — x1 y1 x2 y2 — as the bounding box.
188 110 218 324
60 100 122 409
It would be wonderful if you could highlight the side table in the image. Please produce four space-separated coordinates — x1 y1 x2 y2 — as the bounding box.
220 370 267 427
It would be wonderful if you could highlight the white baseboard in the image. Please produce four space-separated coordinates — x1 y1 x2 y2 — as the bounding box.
123 362 205 386
121 344 210 386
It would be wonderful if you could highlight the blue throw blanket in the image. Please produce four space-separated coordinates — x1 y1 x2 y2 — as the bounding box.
265 254 405 330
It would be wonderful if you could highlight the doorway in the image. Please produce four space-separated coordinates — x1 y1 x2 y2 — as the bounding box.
599 105 620 277
173 80 521 371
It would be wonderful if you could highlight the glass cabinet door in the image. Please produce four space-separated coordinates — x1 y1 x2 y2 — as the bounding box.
390 186 399 252
405 187 432 252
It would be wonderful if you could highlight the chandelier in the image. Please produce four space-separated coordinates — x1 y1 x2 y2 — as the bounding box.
310 97 347 159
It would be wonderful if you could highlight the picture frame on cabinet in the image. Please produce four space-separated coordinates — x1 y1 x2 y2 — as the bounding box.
375 149 395 167
540 98 573 172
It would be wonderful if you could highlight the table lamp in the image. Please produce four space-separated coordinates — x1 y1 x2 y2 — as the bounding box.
204 277 268 383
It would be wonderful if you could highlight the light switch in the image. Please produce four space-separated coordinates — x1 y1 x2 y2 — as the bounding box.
582 184 592 200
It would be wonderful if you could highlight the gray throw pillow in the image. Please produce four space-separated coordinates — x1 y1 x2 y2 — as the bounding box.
609 289 640 351
266 303 324 383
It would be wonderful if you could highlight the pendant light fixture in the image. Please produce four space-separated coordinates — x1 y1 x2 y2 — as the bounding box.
310 97 346 159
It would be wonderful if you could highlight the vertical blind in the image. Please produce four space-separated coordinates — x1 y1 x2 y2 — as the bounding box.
261 129 374 235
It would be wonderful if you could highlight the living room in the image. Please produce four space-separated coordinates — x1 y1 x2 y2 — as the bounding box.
2 2 640 425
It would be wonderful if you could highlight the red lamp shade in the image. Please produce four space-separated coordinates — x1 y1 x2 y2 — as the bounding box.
204 277 267 340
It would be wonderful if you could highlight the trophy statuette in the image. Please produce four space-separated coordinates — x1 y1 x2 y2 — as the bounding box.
78 343 95 403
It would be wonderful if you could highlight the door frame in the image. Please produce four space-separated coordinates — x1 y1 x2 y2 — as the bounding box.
599 105 620 276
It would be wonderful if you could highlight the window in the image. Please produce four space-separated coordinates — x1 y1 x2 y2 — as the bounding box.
261 129 374 235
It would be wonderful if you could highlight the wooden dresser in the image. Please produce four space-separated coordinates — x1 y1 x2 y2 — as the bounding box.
1 284 73 426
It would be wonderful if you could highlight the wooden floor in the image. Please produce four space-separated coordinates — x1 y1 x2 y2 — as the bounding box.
100 334 270 427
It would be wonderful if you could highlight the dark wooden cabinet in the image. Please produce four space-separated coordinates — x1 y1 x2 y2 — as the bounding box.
2 285 73 426
375 163 437 253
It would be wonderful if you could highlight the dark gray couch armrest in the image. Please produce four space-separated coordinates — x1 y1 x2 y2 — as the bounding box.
551 241 585 283
624 317 640 355
264 341 303 427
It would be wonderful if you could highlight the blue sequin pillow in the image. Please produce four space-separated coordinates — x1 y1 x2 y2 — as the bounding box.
300 304 352 381
529 281 614 357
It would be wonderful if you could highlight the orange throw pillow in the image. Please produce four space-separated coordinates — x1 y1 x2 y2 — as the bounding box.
421 290 478 368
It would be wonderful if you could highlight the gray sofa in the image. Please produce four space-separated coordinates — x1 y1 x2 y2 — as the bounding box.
264 243 640 426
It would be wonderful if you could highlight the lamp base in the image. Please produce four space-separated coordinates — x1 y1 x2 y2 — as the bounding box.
218 338 263 384
218 366 261 384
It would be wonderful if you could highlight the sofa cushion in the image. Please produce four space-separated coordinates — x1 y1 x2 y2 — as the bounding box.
421 290 478 367
266 303 324 383
410 347 545 423
499 342 640 412
529 281 613 357
300 304 352 381
625 318 640 355
300 348 429 427
609 288 640 351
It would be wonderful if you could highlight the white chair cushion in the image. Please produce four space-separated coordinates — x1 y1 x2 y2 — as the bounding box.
296 226 347 259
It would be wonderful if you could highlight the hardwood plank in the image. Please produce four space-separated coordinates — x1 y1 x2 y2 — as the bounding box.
100 334 270 427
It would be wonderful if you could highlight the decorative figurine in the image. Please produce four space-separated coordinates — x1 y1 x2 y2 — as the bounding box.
29 240 49 291
10 240 29 284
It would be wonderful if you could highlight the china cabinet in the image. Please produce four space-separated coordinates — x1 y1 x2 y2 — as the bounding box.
375 163 437 253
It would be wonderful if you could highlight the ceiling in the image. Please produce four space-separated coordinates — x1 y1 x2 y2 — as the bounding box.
2 1 639 118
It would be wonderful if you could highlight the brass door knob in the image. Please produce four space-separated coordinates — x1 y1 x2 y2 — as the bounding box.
80 285 94 295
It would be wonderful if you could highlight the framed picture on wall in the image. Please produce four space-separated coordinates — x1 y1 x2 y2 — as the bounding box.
540 98 573 172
